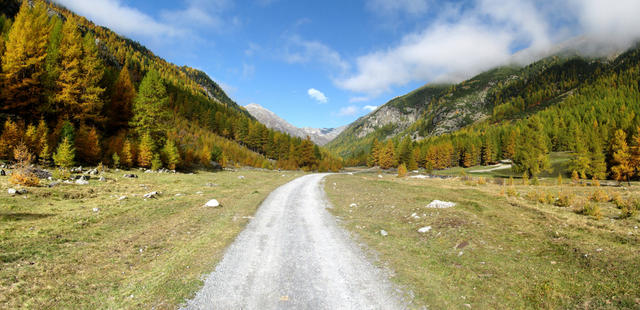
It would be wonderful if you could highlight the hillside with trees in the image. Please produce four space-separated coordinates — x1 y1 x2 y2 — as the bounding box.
0 0 342 177
344 45 640 182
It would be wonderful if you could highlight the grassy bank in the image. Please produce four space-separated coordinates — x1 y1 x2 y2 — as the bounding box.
325 172 640 309
0 168 302 309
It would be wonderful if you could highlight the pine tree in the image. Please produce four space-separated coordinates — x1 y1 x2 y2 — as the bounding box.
367 138 381 167
589 142 607 180
53 137 75 168
163 139 181 170
38 141 51 166
35 118 49 156
151 153 162 171
481 138 494 165
1 0 51 114
108 65 135 129
121 139 134 168
297 137 317 168
137 133 154 168
131 70 170 141
397 163 407 177
43 16 63 111
631 127 640 177
610 129 633 185
0 119 22 159
568 138 590 179
379 140 396 169
75 125 101 164
56 16 83 119
111 152 120 168
513 117 550 178
79 33 105 123
397 136 413 166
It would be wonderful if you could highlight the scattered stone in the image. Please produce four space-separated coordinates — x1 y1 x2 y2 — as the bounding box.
411 212 420 219
99 176 106 182
380 230 388 237
204 183 217 187
418 226 432 233
47 181 60 188
175 193 184 197
238 175 245 180
73 175 90 181
8 188 17 195
75 179 89 185
196 191 203 195
204 199 221 208
71 166 83 173
426 200 456 209
0 169 5 176
123 174 138 178
409 175 428 179
16 188 28 195
463 304 472 309
378 174 383 178
143 191 160 199
210 161 223 171
118 196 127 201
349 203 357 208
596 248 603 252
87 169 99 175
458 251 464 256
92 207 99 212
144 170 153 173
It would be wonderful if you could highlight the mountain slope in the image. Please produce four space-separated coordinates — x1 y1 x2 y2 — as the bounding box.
244 103 345 146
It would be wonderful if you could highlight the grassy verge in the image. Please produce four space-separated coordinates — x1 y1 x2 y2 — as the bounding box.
325 172 640 309
0 168 302 309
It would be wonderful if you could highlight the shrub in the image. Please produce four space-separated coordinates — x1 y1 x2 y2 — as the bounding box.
555 192 576 208
610 193 628 209
508 177 514 186
52 168 71 180
620 206 637 219
397 163 407 177
580 203 602 220
590 189 609 202
476 177 487 185
591 177 600 187
9 144 39 187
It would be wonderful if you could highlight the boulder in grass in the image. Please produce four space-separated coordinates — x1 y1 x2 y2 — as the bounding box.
143 191 161 199
0 169 6 176
426 200 456 209
8 188 17 195
123 174 138 178
418 226 432 233
75 179 89 185
204 199 221 208
380 230 388 237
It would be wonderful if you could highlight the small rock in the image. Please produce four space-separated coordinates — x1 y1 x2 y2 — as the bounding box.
380 230 388 236
458 251 464 256
73 175 90 181
196 191 203 195
8 188 17 195
92 207 99 212
16 189 28 195
75 179 89 185
238 175 245 180
411 212 420 219
349 203 357 208
463 304 471 309
99 176 106 182
87 169 99 175
418 226 432 233
205 183 217 187
144 169 153 173
118 196 127 201
426 200 456 209
123 174 138 178
204 199 221 208
0 169 5 176
378 174 383 178
143 191 160 199
47 181 60 188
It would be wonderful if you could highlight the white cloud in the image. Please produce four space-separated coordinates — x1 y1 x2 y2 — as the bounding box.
160 0 232 30
363 105 378 112
366 0 430 15
242 63 255 78
53 0 183 38
307 88 328 103
338 106 359 116
283 35 349 73
338 0 640 96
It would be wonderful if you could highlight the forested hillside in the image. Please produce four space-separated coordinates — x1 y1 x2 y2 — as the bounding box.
344 46 640 182
0 0 342 176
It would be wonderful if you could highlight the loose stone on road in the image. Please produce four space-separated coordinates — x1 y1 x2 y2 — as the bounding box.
182 174 404 309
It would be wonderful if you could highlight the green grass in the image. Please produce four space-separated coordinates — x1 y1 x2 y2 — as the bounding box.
325 172 640 309
0 168 302 309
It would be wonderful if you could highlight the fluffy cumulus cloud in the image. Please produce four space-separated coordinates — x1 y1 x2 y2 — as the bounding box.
54 0 235 41
307 88 328 103
338 106 359 116
283 35 349 73
363 105 378 112
338 0 640 96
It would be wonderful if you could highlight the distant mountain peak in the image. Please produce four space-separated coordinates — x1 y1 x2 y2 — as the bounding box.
244 104 345 146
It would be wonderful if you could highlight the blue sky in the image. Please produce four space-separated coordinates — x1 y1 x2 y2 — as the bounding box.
54 0 640 129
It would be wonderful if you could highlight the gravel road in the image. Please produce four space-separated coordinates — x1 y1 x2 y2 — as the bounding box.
182 173 404 310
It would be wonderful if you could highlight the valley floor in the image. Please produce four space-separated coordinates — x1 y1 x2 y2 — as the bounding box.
0 168 302 309
324 171 640 309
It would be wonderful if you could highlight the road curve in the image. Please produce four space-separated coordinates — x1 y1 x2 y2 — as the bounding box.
182 173 404 310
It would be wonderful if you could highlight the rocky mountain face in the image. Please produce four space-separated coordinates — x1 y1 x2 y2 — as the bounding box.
244 103 345 146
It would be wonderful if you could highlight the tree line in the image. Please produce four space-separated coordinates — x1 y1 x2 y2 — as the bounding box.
0 1 342 173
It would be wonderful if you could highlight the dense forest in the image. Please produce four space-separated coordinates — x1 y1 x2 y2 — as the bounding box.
355 46 640 182
0 0 342 180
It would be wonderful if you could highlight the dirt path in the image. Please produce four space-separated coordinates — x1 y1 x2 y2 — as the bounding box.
469 163 512 173
182 174 403 309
